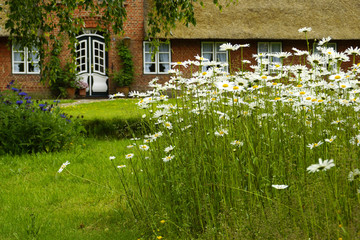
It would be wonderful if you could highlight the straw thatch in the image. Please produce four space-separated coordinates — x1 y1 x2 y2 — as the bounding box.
0 0 9 36
145 0 360 40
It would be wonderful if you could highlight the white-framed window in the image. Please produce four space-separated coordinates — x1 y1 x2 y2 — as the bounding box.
12 44 40 74
143 41 171 74
257 42 282 70
201 42 228 72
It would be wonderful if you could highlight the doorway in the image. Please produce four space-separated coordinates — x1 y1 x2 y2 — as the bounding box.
76 31 108 96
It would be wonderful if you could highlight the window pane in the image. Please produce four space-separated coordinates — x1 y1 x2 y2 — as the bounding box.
216 53 227 63
145 43 154 52
159 43 169 52
202 43 213 52
28 52 39 62
215 43 225 52
145 53 154 62
159 53 169 62
28 63 40 73
14 52 24 61
271 43 281 53
203 53 213 61
145 63 156 73
14 63 25 73
258 43 269 53
159 63 169 73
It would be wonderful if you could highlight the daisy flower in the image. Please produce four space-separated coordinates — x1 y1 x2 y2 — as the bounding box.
162 155 174 162
58 161 70 173
325 136 337 143
109 156 116 160
271 185 289 189
219 43 240 51
215 129 228 137
318 36 332 46
230 140 244 147
139 145 150 151
348 169 360 182
307 158 335 173
164 145 175 153
117 165 126 169
307 141 323 149
125 153 134 159
298 27 312 33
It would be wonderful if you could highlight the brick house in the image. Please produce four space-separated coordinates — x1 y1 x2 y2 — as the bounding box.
1 0 360 97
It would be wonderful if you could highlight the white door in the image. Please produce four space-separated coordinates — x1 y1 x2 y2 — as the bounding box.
76 32 108 96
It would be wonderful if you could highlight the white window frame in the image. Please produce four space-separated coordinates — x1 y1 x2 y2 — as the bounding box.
12 44 40 74
92 40 106 75
143 41 171 74
76 40 88 74
257 42 282 71
201 42 228 72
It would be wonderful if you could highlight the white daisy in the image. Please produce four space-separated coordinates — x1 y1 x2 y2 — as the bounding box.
307 158 335 173
125 153 134 159
162 155 174 162
164 145 175 153
139 145 150 151
271 185 289 189
298 27 312 33
58 161 70 173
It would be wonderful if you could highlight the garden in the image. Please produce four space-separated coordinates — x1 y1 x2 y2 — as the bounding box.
2 29 360 239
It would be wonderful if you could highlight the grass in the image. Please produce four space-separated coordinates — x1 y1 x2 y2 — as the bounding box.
60 99 144 120
0 139 141 240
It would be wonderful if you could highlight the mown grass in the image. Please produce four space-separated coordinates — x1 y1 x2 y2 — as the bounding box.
0 139 141 240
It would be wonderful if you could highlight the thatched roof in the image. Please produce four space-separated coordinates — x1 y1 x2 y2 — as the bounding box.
0 0 9 36
146 0 360 40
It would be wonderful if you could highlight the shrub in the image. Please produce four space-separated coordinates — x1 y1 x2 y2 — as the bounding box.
0 81 85 155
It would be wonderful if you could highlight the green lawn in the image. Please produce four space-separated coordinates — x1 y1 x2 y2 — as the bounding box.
0 139 141 240
60 99 145 120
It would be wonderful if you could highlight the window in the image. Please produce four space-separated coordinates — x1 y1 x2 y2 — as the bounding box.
257 42 282 70
12 44 40 74
201 42 228 72
143 41 171 74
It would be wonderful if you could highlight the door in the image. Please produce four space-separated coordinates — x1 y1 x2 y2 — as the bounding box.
76 32 108 96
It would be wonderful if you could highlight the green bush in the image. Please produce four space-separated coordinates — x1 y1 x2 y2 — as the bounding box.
0 81 85 155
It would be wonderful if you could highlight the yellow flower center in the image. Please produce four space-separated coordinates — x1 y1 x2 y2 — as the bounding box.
222 83 229 88
274 97 281 100
300 91 306 95
261 76 267 79
314 143 318 146
275 64 280 68
318 99 323 103
306 97 311 100
202 72 207 75
289 98 293 101
211 97 216 101
311 98 317 102
330 139 333 141
253 85 258 89
233 86 239 90
272 82 278 85
297 84 303 87
328 51 332 55
234 98 238 102
341 85 346 88
335 75 341 79
177 62 182 64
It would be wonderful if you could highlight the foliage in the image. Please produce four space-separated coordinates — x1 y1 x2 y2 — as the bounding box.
41 40 80 98
113 37 360 239
111 40 134 87
0 81 85 155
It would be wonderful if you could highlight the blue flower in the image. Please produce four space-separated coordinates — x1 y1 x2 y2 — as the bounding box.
19 92 28 96
16 100 23 105
38 103 46 108
24 96 31 100
11 87 19 92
